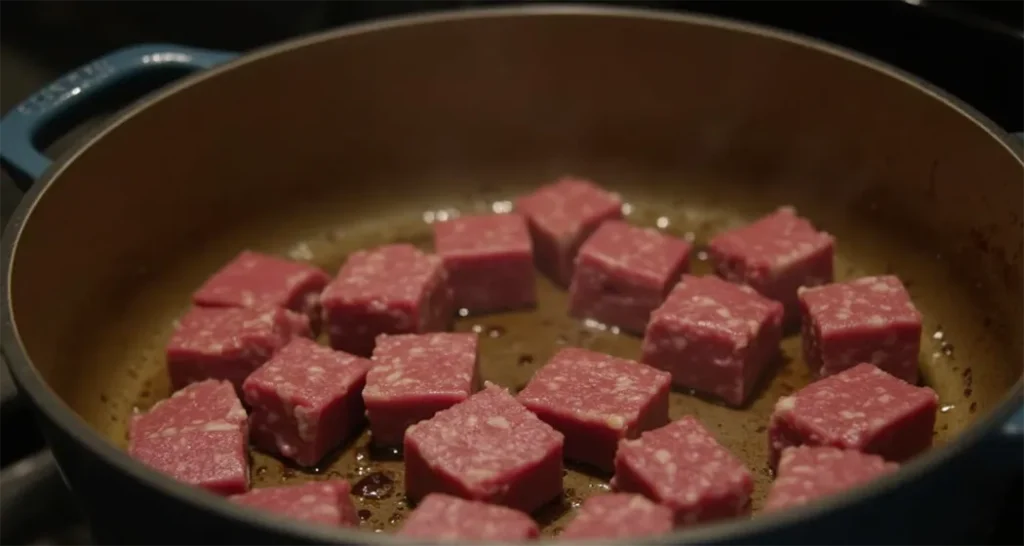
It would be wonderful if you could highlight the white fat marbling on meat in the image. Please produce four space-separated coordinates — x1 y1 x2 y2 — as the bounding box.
775 396 796 412
606 415 625 429
294 406 316 442
486 416 510 429
202 421 238 432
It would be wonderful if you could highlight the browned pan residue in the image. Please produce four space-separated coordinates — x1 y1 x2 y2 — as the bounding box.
65 181 1016 537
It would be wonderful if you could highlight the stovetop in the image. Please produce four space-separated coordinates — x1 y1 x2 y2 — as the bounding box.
1 2 1021 544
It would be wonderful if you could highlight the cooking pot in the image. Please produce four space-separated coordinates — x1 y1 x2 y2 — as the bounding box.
1 6 1021 544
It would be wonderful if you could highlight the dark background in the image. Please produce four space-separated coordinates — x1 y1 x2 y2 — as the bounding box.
0 1 1021 544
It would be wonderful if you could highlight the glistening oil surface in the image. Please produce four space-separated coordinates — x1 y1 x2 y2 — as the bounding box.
93 191 986 538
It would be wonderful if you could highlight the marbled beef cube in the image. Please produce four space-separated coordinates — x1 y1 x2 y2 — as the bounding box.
768 363 938 468
798 275 923 383
709 207 834 323
243 337 371 467
231 480 359 526
398 493 539 541
167 306 312 393
404 383 563 513
364 333 479 446
321 244 454 356
192 250 330 332
131 380 249 434
515 177 623 287
764 446 898 512
612 416 753 526
518 347 670 472
129 380 249 495
641 275 783 406
560 493 674 540
433 214 535 314
568 221 691 334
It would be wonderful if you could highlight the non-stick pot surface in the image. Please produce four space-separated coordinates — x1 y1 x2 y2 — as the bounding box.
2 6 1021 544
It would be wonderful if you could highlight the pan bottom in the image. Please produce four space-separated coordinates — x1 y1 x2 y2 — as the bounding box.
61 174 1001 536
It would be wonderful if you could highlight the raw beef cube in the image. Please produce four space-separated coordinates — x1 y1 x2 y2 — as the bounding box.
130 427 249 496
560 493 674 539
515 177 623 287
798 275 923 383
131 380 249 433
364 333 480 446
398 493 539 541
433 214 535 314
612 416 753 526
764 446 898 512
243 337 371 467
320 244 453 356
192 250 331 332
404 383 564 513
568 220 692 334
166 306 312 393
129 380 249 495
231 480 358 526
767 363 938 468
709 207 834 322
517 347 670 471
641 275 783 406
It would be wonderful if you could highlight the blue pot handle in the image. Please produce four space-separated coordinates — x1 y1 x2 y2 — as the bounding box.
0 43 235 501
0 44 237 188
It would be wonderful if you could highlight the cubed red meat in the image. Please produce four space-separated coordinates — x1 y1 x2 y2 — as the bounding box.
320 244 454 356
612 416 753 526
568 220 691 334
364 332 480 446
767 363 938 468
398 493 540 541
798 275 923 383
517 347 670 472
764 446 899 512
560 493 674 540
231 480 359 526
128 380 249 495
641 275 783 406
192 250 330 332
709 207 834 323
242 337 371 467
166 306 312 393
433 214 536 314
404 383 564 513
515 177 623 287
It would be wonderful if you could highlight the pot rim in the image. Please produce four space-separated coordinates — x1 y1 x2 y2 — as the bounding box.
2 5 1022 544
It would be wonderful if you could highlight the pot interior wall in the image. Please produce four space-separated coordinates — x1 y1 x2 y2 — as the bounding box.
7 9 1022 536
